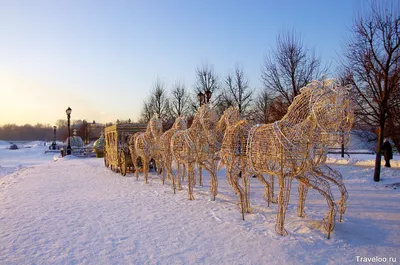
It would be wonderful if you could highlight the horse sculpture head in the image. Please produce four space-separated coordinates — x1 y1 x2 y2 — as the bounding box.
198 104 219 132
197 104 219 144
149 114 163 138
216 106 240 133
310 79 354 147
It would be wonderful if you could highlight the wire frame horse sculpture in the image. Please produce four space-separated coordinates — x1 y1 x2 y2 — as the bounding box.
292 81 354 239
129 114 163 184
157 116 187 193
195 106 241 200
171 104 219 200
296 81 354 226
218 107 254 221
188 105 243 201
246 80 352 238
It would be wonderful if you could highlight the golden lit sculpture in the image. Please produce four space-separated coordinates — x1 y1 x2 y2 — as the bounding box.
171 105 219 200
218 108 255 221
171 106 206 200
131 114 163 184
246 80 352 238
296 89 354 225
128 131 140 173
157 116 187 193
195 104 238 201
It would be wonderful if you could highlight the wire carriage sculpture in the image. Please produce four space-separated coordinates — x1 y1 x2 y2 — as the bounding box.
104 123 147 175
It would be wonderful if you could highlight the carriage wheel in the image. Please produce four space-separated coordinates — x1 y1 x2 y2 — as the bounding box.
119 150 127 176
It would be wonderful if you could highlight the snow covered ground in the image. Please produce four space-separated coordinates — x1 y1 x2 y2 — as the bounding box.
0 140 399 264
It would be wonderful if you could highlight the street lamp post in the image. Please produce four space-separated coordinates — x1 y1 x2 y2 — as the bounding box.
53 126 57 150
66 107 72 155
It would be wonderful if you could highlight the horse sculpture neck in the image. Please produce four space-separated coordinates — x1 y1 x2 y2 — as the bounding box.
146 114 163 139
188 105 206 135
278 85 317 127
216 107 239 134
145 122 152 134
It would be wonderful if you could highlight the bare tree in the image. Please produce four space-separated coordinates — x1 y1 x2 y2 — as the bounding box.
261 31 324 110
169 81 192 118
193 63 219 109
249 89 274 124
139 79 170 124
56 119 67 128
220 66 253 116
139 100 154 123
343 1 400 181
150 79 170 120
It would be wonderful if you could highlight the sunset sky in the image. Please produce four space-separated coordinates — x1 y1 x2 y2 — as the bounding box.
0 0 364 125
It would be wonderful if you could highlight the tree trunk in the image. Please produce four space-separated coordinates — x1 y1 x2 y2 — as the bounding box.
374 115 385 182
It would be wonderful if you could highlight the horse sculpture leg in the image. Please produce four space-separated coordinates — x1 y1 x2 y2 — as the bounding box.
187 163 195 200
297 182 309 218
317 165 348 222
275 176 292 236
164 157 176 194
227 164 246 220
296 173 338 239
269 174 277 203
129 146 140 180
169 165 176 194
231 173 245 220
210 171 218 201
160 162 166 185
241 169 251 214
255 174 272 207
177 163 183 190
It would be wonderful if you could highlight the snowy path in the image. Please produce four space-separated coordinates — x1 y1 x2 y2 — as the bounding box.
1 157 399 264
